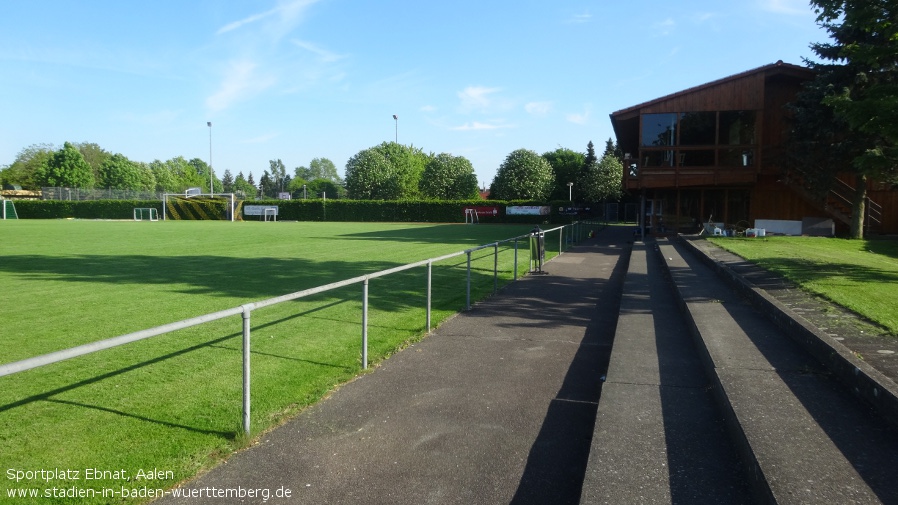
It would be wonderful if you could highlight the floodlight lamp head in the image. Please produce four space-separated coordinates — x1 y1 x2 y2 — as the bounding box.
393 115 398 120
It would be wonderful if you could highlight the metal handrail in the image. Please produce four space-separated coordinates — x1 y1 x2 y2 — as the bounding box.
0 224 586 434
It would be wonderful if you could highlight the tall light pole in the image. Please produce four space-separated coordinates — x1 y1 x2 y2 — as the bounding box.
567 182 573 201
207 121 213 195
392 114 398 143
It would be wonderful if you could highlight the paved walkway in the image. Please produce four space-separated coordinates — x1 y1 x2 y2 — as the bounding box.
155 227 898 504
157 226 636 504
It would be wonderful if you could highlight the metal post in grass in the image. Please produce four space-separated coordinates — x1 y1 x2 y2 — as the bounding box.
426 260 432 332
513 238 518 280
559 227 563 254
241 305 251 436
362 277 369 369
493 242 498 294
466 250 472 310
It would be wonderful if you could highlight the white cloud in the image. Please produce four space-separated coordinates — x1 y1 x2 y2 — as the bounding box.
567 12 592 24
206 60 275 112
458 86 502 112
566 105 592 125
525 101 552 116
292 40 346 62
451 121 513 131
217 0 320 35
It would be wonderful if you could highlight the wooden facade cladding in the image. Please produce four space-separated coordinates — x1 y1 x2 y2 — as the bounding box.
610 61 898 235
611 61 815 191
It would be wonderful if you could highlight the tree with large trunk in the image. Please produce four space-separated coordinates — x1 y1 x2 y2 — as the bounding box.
793 0 898 238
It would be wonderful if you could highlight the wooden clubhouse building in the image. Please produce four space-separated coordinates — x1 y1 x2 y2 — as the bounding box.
610 61 897 236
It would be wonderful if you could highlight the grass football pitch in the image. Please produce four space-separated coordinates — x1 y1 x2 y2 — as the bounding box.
0 220 554 504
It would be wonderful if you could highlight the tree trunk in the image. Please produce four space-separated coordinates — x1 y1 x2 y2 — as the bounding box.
849 173 867 239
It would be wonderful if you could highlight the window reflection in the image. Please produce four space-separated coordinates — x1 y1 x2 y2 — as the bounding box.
638 110 757 169
719 111 756 145
679 112 716 145
641 113 678 147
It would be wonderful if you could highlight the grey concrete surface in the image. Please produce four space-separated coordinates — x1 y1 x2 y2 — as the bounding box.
659 238 898 504
152 227 898 505
581 243 750 505
155 226 634 505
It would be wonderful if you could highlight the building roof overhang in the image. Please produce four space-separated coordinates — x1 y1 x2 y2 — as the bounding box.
609 60 815 123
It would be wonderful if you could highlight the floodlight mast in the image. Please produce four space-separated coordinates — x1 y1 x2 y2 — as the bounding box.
207 122 213 195
392 114 398 143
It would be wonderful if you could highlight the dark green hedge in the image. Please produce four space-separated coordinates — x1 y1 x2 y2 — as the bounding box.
11 198 606 224
14 200 163 220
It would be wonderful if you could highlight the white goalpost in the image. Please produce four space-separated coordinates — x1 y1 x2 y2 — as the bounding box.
133 208 158 221
1 198 17 220
465 208 479 225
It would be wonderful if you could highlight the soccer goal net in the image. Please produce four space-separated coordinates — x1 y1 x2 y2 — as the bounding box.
162 193 237 221
1 199 17 220
133 207 158 221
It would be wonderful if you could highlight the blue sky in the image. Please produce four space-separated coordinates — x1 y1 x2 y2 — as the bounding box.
0 0 824 187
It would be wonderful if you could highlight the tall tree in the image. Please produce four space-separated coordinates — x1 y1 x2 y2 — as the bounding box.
269 159 287 193
488 149 555 201
43 142 95 188
188 158 221 193
149 159 177 192
793 0 898 238
296 158 342 183
75 142 110 180
0 143 55 189
221 169 235 193
344 142 427 200
344 148 397 199
134 162 157 192
580 151 623 203
542 147 585 201
234 171 256 197
97 153 141 190
419 153 479 200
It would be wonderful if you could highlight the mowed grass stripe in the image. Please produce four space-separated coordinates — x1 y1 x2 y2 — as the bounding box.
0 220 541 505
709 235 898 335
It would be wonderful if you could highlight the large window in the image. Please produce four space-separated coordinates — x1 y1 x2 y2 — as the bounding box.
679 112 716 145
639 110 757 169
641 113 677 147
719 111 756 145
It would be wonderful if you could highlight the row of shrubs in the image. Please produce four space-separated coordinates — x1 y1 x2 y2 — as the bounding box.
12 199 599 224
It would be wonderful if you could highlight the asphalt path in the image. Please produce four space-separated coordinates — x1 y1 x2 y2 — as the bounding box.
155 225 634 505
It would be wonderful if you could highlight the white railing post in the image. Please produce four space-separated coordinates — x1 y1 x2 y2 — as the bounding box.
493 243 499 294
513 238 518 280
362 278 369 369
466 250 472 310
241 305 252 436
426 261 432 332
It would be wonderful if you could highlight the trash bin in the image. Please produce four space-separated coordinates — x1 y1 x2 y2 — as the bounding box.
531 225 545 272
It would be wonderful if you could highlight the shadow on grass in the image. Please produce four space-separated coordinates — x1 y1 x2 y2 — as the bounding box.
0 251 514 324
46 398 234 438
331 223 536 245
0 301 363 437
1 254 524 438
752 257 898 285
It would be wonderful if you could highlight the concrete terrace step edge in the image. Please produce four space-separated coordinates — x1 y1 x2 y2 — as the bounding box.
676 236 898 432
653 240 776 504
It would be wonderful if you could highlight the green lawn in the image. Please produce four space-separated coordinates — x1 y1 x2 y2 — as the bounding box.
708 235 898 335
0 220 568 505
